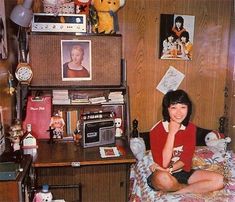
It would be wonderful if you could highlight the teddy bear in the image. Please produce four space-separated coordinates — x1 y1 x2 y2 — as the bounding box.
91 0 126 34
205 130 231 157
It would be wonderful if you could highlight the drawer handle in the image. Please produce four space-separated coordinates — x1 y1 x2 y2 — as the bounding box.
71 162 81 167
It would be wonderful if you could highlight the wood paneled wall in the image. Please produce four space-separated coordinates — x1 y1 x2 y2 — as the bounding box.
119 0 232 132
4 0 233 134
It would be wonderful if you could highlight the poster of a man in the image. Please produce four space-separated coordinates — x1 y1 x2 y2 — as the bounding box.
159 14 195 60
0 1 7 60
61 40 91 81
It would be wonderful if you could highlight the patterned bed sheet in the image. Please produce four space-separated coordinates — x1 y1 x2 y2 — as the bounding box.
129 150 235 202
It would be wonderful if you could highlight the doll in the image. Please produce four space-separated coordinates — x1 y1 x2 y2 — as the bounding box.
73 120 82 145
8 119 24 151
49 113 65 139
115 117 123 137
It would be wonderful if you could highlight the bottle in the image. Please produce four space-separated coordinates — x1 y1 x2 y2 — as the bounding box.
22 124 37 159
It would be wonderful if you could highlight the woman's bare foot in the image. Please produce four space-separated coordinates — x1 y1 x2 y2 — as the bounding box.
157 190 166 197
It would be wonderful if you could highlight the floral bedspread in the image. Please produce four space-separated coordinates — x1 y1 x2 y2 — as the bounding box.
129 149 235 202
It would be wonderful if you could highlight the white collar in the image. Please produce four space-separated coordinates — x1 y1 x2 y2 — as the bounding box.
162 121 186 132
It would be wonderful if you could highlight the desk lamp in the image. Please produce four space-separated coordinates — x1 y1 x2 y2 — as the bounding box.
10 0 33 28
10 0 34 63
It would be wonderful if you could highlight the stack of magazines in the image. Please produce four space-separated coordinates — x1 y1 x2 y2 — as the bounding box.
52 90 70 105
107 91 124 104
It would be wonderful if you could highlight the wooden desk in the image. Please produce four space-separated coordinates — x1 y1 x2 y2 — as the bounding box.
33 138 136 202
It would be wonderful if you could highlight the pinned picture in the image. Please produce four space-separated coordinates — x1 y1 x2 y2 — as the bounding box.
61 40 92 81
156 66 185 94
159 14 195 60
0 1 7 59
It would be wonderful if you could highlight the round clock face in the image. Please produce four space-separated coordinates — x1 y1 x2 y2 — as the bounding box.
15 64 33 82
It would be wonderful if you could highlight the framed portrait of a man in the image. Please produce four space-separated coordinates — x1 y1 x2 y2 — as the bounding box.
159 14 195 60
61 40 92 81
0 1 7 60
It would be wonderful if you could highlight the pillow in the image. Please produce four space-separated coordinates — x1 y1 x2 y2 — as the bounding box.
192 146 225 167
192 146 231 177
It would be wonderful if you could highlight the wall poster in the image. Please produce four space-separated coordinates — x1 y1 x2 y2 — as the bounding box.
159 14 195 60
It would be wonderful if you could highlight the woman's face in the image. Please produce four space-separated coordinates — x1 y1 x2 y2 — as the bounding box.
168 35 174 42
181 36 187 43
176 21 182 29
168 103 188 124
71 48 83 64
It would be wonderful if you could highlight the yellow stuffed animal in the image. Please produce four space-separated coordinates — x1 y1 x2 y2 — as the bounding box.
91 0 125 34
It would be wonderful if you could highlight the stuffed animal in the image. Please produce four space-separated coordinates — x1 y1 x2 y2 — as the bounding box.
75 0 92 15
33 184 53 202
205 130 231 155
91 0 126 34
115 117 123 137
130 137 146 161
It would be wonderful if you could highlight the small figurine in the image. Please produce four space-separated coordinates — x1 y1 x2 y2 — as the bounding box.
8 119 24 151
132 119 139 138
8 71 16 95
49 113 65 139
115 117 123 137
7 119 24 161
73 120 82 145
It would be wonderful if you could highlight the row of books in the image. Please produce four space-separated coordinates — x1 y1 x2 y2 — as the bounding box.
52 90 124 105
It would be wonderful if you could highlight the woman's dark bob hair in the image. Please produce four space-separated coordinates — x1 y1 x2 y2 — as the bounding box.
162 89 192 126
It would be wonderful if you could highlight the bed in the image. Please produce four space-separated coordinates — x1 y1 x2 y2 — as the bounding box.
129 128 235 202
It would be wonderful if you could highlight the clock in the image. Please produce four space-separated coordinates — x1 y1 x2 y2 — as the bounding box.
15 63 33 84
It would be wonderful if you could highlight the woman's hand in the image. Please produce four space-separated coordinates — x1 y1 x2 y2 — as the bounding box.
149 163 168 172
168 120 181 135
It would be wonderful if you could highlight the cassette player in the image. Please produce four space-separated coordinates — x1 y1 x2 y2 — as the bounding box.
81 118 115 148
31 13 86 33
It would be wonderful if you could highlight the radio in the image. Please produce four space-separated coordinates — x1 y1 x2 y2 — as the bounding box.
31 13 86 33
81 118 115 148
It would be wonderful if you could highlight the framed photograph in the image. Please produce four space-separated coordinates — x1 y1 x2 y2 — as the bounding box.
159 14 195 60
61 40 92 81
0 1 7 59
